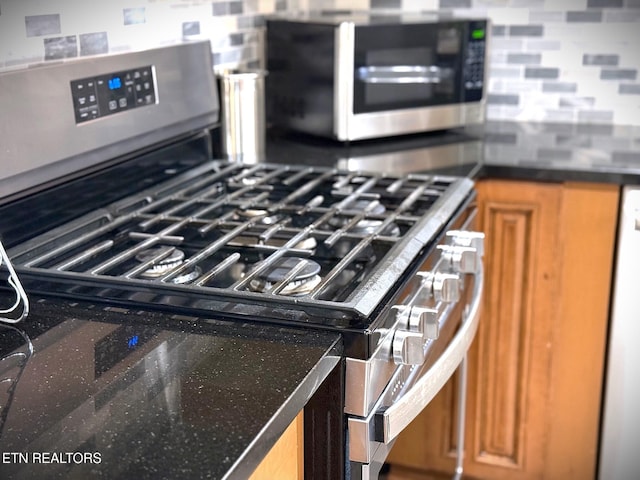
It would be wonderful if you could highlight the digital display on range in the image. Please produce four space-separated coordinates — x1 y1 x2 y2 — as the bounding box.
70 65 157 123
108 77 122 90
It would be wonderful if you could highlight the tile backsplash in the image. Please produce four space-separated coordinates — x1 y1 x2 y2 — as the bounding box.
1 0 639 126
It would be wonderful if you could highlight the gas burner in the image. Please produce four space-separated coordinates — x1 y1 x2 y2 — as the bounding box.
329 200 400 237
249 257 322 296
135 247 200 284
236 208 280 225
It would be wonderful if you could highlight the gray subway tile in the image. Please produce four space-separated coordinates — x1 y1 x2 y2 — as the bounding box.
612 151 640 163
492 25 507 36
601 69 638 80
587 0 623 6
576 123 614 135
556 135 593 148
229 1 244 14
559 96 596 108
182 21 201 36
605 10 640 22
526 39 562 51
439 0 472 7
237 15 264 29
525 67 559 79
485 132 518 144
542 82 578 93
544 110 576 123
229 33 244 46
537 148 573 161
619 84 640 95
539 123 577 135
372 0 402 7
489 66 522 79
566 11 603 22
44 36 78 60
507 53 541 65
213 3 229 16
508 25 544 36
487 94 520 105
583 54 619 66
577 110 614 123
529 11 566 23
592 136 633 150
79 32 108 56
25 14 61 37
123 7 146 25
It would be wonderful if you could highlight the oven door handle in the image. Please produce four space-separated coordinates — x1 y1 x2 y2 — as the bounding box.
375 264 483 444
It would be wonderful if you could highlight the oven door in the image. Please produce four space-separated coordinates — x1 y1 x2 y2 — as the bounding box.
346 221 484 480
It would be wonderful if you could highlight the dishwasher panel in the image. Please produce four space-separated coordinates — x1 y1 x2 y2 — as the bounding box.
599 186 640 480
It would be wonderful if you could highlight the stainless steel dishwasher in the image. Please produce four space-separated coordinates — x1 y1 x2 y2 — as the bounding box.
599 186 640 480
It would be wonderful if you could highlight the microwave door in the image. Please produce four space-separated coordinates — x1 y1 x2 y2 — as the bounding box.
352 27 464 114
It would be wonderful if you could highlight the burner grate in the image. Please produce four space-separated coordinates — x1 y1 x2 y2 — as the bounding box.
9 162 473 318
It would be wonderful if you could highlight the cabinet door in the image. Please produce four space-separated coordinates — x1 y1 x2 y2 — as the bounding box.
387 180 618 480
250 411 304 480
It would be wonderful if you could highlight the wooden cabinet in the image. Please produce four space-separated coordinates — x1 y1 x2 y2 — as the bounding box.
250 411 304 480
387 179 620 480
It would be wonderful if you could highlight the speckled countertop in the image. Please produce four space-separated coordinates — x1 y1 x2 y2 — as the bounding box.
0 296 341 480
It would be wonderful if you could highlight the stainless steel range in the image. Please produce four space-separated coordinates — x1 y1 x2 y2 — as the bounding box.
0 41 483 479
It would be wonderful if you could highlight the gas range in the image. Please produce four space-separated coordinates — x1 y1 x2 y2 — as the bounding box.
0 41 483 479
6 157 474 355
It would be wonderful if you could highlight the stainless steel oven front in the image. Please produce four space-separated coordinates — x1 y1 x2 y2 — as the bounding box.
345 202 483 479
266 12 489 142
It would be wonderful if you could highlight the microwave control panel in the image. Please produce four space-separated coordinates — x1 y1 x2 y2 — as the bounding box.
70 65 157 123
463 21 487 102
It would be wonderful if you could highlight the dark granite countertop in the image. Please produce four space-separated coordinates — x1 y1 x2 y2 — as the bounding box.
0 295 341 480
265 121 640 185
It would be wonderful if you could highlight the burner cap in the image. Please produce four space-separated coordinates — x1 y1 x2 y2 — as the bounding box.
329 199 389 232
261 257 321 283
249 257 322 296
236 208 280 225
135 247 199 283
136 247 184 265
347 199 386 215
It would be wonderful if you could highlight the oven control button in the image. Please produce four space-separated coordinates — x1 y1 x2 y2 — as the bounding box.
413 306 440 340
438 245 480 274
432 272 461 303
415 272 461 303
393 306 439 340
392 330 425 366
446 230 485 257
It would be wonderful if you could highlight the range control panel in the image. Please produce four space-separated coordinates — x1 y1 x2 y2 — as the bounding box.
70 65 157 123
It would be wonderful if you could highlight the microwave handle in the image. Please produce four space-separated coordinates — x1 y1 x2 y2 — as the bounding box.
375 262 483 444
356 65 453 84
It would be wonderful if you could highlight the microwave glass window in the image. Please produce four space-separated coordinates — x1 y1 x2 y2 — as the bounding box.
354 45 459 113
437 28 461 55
366 47 434 66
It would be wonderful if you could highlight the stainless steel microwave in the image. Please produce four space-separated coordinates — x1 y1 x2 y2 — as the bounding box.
266 12 489 142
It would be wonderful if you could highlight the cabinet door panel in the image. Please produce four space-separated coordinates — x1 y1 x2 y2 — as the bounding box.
467 180 560 478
